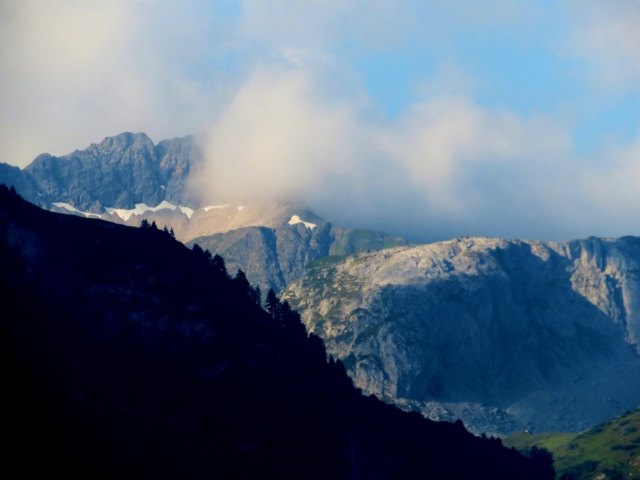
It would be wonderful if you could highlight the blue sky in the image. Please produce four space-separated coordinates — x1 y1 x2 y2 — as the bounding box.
1 1 640 240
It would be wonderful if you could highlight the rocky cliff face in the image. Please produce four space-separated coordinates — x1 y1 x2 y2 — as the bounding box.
282 237 640 435
3 132 202 211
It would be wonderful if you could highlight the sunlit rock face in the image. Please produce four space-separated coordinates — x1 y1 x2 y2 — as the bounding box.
188 220 407 292
283 236 640 435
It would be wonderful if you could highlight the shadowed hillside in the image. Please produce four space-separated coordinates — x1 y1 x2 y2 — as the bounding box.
0 186 552 479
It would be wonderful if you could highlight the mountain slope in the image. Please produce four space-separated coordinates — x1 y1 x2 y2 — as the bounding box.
282 237 640 435
505 408 640 479
0 132 406 292
46 198 406 292
0 186 552 479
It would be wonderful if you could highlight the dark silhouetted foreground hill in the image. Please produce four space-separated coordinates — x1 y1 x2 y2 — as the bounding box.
0 186 553 479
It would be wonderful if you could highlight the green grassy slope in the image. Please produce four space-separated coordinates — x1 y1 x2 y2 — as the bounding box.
505 408 640 479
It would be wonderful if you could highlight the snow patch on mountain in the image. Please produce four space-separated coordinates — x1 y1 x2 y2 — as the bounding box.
288 214 317 230
48 198 328 244
179 206 194 218
203 204 230 211
106 201 184 221
52 202 102 218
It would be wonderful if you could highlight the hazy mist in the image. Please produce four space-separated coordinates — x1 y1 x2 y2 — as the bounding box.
2 1 640 242
190 64 639 242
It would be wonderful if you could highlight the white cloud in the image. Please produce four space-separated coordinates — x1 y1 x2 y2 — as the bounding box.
0 1 233 165
582 139 640 225
384 97 572 217
191 67 367 203
566 0 640 94
192 64 589 240
2 1 640 240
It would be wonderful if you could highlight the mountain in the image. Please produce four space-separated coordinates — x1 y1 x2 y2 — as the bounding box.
0 132 406 292
505 408 640 480
282 237 640 435
5 131 637 439
0 186 553 479
11 132 202 211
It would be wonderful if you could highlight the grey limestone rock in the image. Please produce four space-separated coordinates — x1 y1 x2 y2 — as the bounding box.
282 236 640 435
188 217 407 292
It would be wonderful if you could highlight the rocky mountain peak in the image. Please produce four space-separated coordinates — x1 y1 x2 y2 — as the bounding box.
95 131 154 154
3 132 202 211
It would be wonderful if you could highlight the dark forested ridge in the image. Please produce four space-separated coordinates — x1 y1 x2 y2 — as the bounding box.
0 186 553 479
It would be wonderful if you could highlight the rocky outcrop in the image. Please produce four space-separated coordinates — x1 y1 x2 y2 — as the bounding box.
282 237 640 435
189 219 407 292
0 163 40 201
